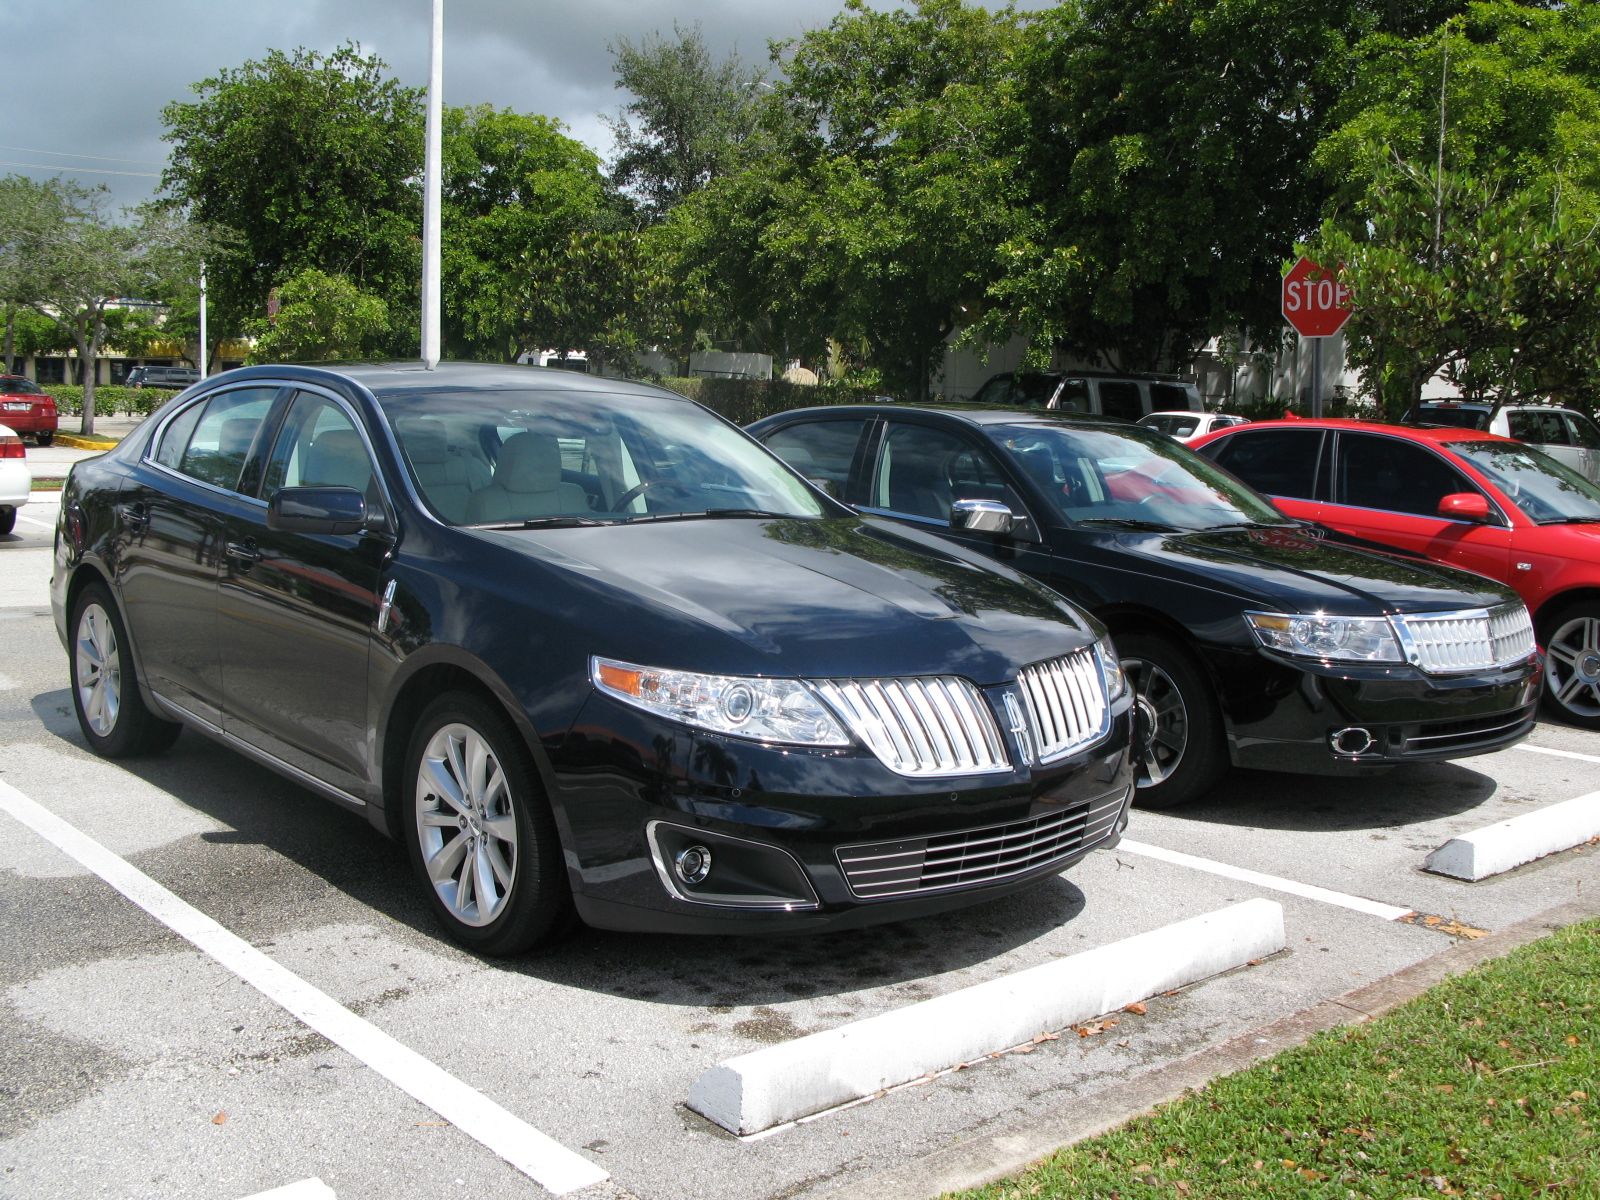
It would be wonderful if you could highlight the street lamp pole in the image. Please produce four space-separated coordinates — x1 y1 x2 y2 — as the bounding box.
421 0 443 368
198 260 207 379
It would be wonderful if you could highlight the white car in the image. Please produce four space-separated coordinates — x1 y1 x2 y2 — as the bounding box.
1137 411 1249 443
0 422 31 535
1405 401 1600 485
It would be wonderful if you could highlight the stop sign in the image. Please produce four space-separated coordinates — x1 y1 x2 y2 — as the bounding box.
1281 256 1352 338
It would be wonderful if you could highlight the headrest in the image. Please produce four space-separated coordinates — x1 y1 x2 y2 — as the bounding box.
497 432 562 494
397 417 448 465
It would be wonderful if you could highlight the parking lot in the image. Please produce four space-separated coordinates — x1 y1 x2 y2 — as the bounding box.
3 486 1597 1200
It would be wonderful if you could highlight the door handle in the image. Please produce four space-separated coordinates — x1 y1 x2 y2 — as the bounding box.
115 503 149 531
225 540 262 568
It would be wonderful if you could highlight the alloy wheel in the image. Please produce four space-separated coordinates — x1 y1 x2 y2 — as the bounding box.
1544 613 1600 722
415 722 520 928
75 602 121 738
1124 656 1189 788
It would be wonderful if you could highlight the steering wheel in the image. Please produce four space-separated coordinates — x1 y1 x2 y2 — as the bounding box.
610 479 695 512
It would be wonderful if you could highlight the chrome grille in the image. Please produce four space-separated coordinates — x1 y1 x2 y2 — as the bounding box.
836 787 1128 899
1393 603 1536 674
1016 649 1110 763
813 676 1009 777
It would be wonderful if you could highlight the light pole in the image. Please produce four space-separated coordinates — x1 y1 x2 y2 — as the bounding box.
421 0 443 368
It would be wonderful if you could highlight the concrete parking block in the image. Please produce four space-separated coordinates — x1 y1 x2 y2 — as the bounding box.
1423 790 1600 881
687 897 1287 1136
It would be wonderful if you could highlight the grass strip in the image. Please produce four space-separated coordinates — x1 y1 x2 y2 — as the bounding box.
958 919 1597 1199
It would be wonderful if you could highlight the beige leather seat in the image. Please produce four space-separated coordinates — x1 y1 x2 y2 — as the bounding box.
397 417 488 524
465 431 588 524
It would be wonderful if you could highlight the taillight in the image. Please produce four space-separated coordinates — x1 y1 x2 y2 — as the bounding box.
0 433 24 458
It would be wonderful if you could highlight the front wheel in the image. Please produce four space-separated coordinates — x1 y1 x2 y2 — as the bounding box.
403 692 571 955
1540 602 1600 730
69 582 182 757
1119 633 1226 809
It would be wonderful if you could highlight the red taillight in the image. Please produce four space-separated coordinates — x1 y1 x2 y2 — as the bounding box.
0 433 24 458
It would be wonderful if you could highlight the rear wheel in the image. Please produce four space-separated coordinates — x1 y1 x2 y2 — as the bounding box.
403 692 571 955
34 432 53 447
1540 602 1600 730
69 582 182 757
0 507 14 535
1119 632 1226 809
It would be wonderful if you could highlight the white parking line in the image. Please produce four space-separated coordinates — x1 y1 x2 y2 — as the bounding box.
238 1180 338 1200
1116 839 1414 920
1517 743 1600 766
0 779 608 1197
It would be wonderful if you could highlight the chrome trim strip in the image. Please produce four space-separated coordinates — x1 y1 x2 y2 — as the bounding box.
643 820 819 911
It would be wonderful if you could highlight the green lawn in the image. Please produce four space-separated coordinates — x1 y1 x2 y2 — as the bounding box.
958 919 1597 1199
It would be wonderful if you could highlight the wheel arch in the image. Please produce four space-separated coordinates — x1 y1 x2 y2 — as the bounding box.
1532 586 1600 636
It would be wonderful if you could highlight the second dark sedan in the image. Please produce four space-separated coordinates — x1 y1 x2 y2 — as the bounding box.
748 406 1543 807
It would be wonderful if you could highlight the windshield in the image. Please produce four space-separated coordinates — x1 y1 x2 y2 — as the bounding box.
994 422 1290 530
379 387 830 527
1412 405 1489 430
1447 440 1600 524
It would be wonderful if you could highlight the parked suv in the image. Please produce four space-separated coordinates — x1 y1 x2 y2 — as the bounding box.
967 371 1204 421
0 375 58 445
1403 400 1600 484
125 365 201 390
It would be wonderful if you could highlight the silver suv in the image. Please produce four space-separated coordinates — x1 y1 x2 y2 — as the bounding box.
968 371 1204 421
1405 401 1600 484
126 365 201 389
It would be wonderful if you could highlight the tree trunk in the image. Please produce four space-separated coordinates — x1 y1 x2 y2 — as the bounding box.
2 307 13 374
76 310 106 437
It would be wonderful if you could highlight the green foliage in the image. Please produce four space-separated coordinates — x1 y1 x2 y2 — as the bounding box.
605 23 769 222
160 44 423 350
45 385 168 419
245 268 388 363
667 375 893 425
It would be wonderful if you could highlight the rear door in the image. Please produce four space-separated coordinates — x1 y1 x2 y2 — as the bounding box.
1560 411 1600 485
1506 409 1583 479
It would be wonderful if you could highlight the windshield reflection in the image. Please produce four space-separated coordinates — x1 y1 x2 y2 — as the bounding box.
993 423 1291 531
1447 441 1600 524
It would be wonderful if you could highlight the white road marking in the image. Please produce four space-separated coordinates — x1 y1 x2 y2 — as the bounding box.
1116 839 1414 920
0 672 16 690
0 779 608 1196
238 1180 338 1200
1516 743 1600 766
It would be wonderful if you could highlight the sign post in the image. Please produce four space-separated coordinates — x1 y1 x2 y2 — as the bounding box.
1281 256 1352 417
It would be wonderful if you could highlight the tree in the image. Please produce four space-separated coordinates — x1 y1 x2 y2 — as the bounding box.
245 268 389 363
441 106 616 361
160 44 423 353
605 23 768 223
4 178 222 433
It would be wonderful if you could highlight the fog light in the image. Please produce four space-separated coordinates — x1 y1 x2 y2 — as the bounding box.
674 844 712 885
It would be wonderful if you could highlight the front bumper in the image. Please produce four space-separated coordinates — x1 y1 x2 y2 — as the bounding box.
550 691 1136 934
1222 649 1542 775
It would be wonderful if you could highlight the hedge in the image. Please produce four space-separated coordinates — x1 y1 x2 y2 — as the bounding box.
43 385 168 419
658 376 895 425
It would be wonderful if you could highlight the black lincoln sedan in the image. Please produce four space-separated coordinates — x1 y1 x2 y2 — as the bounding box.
52 364 1135 954
746 405 1543 808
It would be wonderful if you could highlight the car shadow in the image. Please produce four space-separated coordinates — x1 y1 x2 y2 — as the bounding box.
1160 761 1500 832
31 688 1092 1006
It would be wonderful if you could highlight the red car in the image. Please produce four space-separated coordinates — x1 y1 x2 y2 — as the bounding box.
0 375 58 445
1192 418 1600 729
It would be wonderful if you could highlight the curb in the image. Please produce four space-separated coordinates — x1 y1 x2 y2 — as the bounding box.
687 899 1286 1137
52 432 119 450
816 895 1600 1200
1424 791 1600 880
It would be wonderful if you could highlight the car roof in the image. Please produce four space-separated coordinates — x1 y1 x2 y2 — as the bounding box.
755 403 1140 434
205 360 675 402
1194 417 1520 447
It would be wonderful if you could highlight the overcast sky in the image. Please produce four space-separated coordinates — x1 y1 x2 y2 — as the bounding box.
1 0 1044 214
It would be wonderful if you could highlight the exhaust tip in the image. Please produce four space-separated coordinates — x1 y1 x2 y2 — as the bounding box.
1330 726 1377 756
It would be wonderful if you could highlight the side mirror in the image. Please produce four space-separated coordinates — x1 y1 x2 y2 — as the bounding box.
1438 492 1492 523
951 498 1015 535
268 486 367 535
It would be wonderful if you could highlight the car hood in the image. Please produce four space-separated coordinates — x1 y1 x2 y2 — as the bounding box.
1078 524 1517 614
471 516 1096 683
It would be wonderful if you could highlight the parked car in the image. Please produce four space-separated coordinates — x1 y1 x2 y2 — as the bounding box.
0 375 58 446
1402 400 1600 484
967 371 1204 421
1137 411 1249 443
747 405 1541 807
54 363 1135 953
125 365 201 390
1192 418 1600 728
0 422 31 535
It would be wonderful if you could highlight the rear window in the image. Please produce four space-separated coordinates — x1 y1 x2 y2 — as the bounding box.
1413 405 1489 430
1 378 43 395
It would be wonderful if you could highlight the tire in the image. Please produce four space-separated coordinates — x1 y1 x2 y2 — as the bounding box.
403 692 571 955
1119 632 1227 809
69 582 182 758
35 432 53 447
0 507 14 536
1539 601 1600 730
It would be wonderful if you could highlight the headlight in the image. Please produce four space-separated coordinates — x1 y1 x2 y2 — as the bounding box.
591 657 850 746
1096 634 1129 701
1244 611 1402 663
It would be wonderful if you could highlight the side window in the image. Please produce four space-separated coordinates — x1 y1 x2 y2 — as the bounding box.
1338 434 1473 517
1149 383 1192 411
762 419 868 497
1098 382 1143 422
1564 412 1600 450
167 388 277 492
970 377 1011 406
871 424 1026 524
1206 430 1324 500
1054 378 1090 413
263 392 374 499
1509 410 1567 445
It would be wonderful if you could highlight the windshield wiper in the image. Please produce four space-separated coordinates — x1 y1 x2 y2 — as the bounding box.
1538 516 1600 525
473 516 609 530
620 508 799 524
1073 517 1181 533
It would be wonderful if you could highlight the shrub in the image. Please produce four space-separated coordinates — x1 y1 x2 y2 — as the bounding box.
45 385 168 419
659 376 895 425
